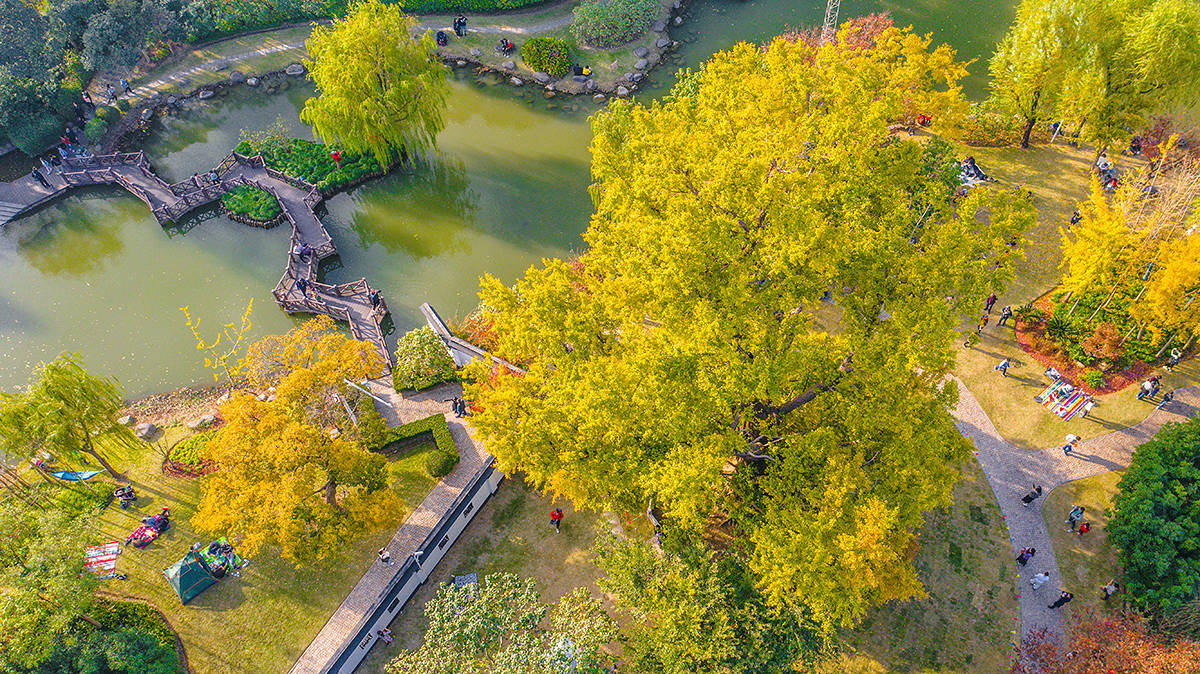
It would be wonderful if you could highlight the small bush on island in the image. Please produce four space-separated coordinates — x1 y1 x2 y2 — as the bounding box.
235 133 382 194
83 117 109 142
221 185 282 221
571 0 659 48
521 37 571 76
393 326 457 391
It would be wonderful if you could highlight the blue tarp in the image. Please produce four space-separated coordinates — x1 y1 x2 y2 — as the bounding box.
51 470 102 481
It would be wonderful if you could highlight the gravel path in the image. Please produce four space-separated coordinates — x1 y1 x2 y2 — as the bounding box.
950 376 1198 640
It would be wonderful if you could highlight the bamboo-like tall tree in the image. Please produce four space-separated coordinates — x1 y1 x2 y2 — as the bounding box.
299 0 449 166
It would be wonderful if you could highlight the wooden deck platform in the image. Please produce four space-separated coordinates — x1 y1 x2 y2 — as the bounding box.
0 152 393 371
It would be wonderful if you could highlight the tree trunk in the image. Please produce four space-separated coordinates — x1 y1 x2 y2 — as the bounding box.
324 479 337 506
81 448 123 480
1021 116 1037 149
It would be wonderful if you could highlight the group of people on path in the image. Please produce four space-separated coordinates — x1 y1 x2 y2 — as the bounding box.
31 123 93 189
444 397 470 418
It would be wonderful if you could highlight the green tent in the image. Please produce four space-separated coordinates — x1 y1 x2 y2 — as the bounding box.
162 551 219 604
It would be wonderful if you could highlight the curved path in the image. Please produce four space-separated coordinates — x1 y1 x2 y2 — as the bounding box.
0 152 393 370
951 377 1198 641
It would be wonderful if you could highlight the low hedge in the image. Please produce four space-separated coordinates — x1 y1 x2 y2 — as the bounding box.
366 413 459 478
571 0 659 48
84 117 109 142
89 599 177 652
521 37 571 76
393 325 458 391
221 184 282 221
184 0 352 42
95 105 121 123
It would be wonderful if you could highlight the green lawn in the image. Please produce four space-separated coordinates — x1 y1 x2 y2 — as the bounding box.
1042 472 1124 615
828 461 1019 673
77 428 438 673
949 141 1200 449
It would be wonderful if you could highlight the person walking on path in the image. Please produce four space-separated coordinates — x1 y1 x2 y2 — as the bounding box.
377 548 392 565
106 84 117 102
1016 547 1036 566
995 358 1011 377
120 78 131 95
1048 591 1074 609
550 507 563 533
985 292 998 313
1080 396 1096 418
1062 434 1080 456
31 168 51 188
1030 571 1051 590
998 305 1013 326
1158 389 1175 409
453 13 467 36
1101 580 1119 600
1021 485 1042 506
1066 505 1085 531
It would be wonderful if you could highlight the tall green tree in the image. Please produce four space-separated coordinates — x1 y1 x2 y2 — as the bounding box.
1109 416 1200 613
988 0 1072 147
465 31 1036 630
300 0 449 167
0 353 135 479
0 504 97 670
385 573 618 674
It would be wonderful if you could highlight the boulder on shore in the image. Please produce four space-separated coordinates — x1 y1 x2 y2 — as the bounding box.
634 46 649 58
285 63 305 76
502 60 516 70
229 70 246 84
656 38 672 49
186 414 216 431
134 423 157 440
533 71 551 84
245 77 259 87
634 59 649 70
511 77 524 86
118 415 135 426
652 20 666 32
470 48 482 56
616 85 630 96
198 89 214 99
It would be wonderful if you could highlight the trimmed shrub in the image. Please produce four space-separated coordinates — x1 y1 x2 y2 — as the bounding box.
364 413 460 479
8 115 64 156
84 116 109 142
221 184 282 221
571 0 659 48
1081 369 1106 389
521 37 571 76
234 136 382 194
424 450 457 478
95 105 120 122
115 99 131 113
393 325 457 391
89 599 177 651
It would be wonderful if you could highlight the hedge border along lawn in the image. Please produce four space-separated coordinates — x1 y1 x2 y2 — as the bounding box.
367 413 460 477
392 0 549 13
521 36 571 76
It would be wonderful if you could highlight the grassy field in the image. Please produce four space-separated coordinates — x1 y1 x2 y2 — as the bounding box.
1042 472 1125 616
948 141 1200 449
77 427 438 673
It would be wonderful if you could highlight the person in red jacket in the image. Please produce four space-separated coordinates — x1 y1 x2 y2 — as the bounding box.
550 508 563 533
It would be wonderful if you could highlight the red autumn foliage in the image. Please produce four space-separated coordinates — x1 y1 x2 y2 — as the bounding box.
780 12 895 51
1012 609 1200 674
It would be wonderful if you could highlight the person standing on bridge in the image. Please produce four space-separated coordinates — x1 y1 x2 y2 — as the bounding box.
191 173 203 189
294 277 310 298
31 167 51 188
370 290 382 309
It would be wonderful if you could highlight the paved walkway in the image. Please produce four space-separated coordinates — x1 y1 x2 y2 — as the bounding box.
951 377 1198 640
0 152 392 369
290 381 490 673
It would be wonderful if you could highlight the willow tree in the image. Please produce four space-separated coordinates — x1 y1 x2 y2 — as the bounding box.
300 0 449 166
465 30 1036 630
193 317 400 565
0 353 134 479
988 0 1072 147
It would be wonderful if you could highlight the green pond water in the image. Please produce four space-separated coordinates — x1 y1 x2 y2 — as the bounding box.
0 0 1015 396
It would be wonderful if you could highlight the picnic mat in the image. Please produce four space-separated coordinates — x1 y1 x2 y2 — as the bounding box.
1038 381 1087 421
84 542 121 575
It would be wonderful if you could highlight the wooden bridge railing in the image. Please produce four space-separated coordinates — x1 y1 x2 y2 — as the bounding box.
62 152 144 169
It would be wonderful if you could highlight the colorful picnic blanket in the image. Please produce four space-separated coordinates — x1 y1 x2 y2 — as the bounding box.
1038 380 1087 421
84 542 121 575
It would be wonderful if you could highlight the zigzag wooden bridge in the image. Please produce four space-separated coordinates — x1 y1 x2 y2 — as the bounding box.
0 152 393 370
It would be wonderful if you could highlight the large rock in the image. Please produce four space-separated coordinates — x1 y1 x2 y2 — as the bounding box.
634 58 649 70
672 0 681 8
502 60 516 70
656 38 672 49
673 16 683 25
652 20 666 32
118 415 135 426
285 63 305 76
245 77 259 87
634 46 649 58
456 60 467 66
229 70 246 84
134 423 157 440
187 414 216 431
533 71 551 84
572 74 588 83
616 85 630 96
631 72 645 83
623 72 635 81
470 48 482 56
585 79 597 91
166 95 178 104
510 77 524 86
593 93 605 101
198 89 214 99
